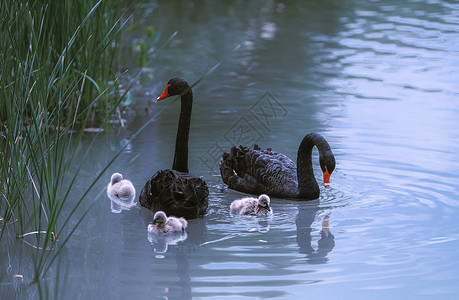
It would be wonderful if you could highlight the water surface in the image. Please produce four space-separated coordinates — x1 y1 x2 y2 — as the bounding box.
4 0 459 299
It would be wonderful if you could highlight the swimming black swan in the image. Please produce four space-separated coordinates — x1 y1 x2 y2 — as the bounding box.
139 78 209 219
219 132 335 199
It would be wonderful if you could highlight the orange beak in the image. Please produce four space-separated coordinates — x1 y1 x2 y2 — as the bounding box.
323 169 331 187
156 84 171 102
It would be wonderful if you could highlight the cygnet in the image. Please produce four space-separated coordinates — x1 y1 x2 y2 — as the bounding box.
107 173 135 198
147 211 188 234
230 194 272 215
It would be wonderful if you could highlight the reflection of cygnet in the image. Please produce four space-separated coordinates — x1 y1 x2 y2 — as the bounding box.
107 173 136 213
230 194 272 215
147 211 188 234
148 230 188 253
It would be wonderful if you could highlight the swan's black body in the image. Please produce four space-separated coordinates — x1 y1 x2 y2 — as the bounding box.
139 78 209 219
219 133 335 200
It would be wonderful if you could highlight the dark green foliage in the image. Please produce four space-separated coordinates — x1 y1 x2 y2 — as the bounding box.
0 0 122 125
0 0 128 285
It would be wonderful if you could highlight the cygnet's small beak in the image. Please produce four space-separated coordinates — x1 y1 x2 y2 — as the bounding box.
260 203 271 211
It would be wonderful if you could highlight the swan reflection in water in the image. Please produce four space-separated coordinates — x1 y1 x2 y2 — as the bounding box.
148 231 188 254
143 215 209 300
296 202 335 264
230 212 273 233
146 230 192 300
107 192 136 213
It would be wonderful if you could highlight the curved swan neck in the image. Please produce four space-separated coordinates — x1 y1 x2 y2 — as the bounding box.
172 90 192 173
296 133 330 199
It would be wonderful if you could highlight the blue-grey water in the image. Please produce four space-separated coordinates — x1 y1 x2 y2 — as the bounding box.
3 0 459 299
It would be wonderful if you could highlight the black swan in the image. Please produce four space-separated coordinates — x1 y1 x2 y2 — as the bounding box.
219 132 335 199
139 78 209 219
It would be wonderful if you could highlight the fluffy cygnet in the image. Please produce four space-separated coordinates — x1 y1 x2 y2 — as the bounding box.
107 173 136 198
230 194 272 215
147 211 188 234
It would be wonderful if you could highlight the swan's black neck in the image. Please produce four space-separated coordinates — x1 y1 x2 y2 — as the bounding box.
296 133 331 199
172 90 192 173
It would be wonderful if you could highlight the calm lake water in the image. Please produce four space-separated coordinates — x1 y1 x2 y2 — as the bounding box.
4 0 459 299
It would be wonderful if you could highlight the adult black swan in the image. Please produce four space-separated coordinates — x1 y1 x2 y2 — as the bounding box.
219 133 335 200
139 78 209 219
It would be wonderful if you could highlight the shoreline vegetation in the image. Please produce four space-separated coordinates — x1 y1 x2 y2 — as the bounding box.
0 0 131 292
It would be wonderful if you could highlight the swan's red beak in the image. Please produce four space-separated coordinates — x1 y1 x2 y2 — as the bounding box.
323 169 331 187
156 84 171 102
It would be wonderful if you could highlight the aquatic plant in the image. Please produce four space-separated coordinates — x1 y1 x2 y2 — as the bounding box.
0 0 125 125
0 0 132 290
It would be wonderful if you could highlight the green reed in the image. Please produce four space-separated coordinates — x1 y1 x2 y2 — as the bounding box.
0 0 125 124
0 0 133 286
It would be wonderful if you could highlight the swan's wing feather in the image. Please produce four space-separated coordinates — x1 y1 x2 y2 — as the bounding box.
230 197 257 214
239 198 257 215
220 145 298 197
252 151 298 196
139 169 209 219
230 199 243 212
